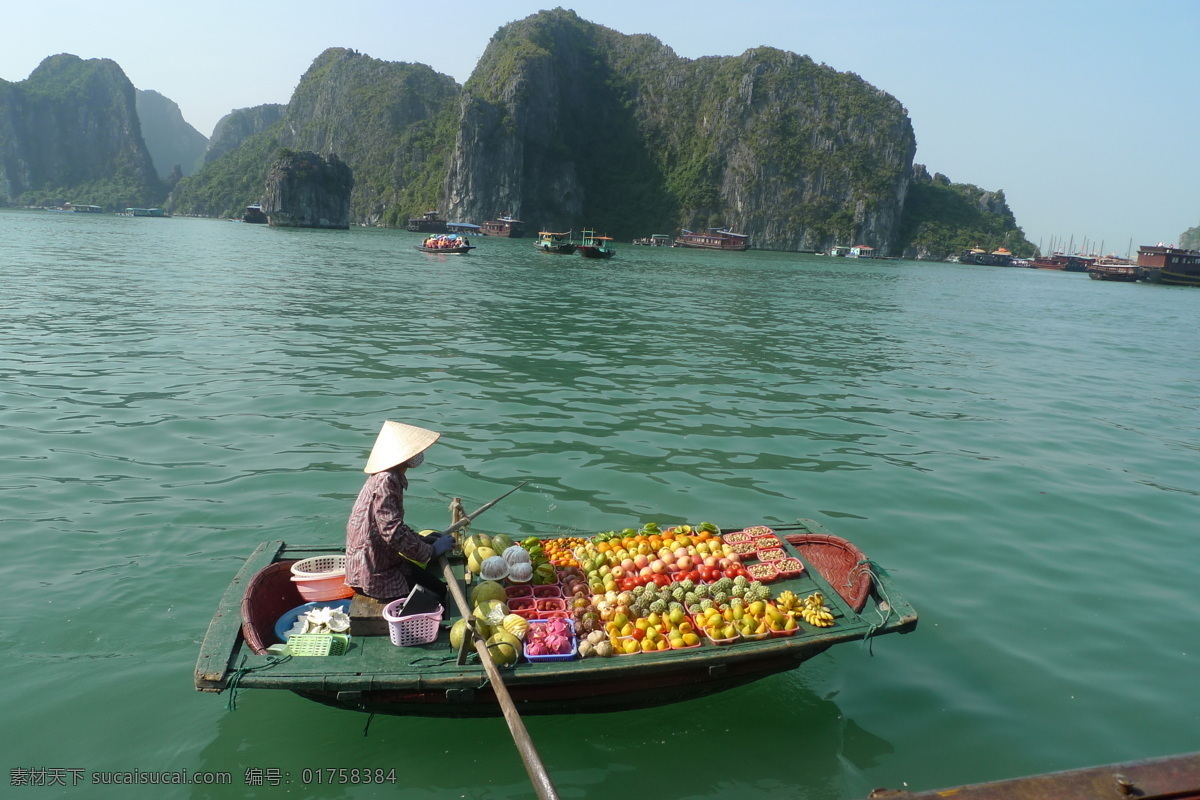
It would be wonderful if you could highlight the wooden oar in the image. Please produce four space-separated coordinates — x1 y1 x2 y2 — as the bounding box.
438 482 528 538
436 553 559 800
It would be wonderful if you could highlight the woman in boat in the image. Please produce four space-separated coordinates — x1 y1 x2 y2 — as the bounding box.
345 421 453 603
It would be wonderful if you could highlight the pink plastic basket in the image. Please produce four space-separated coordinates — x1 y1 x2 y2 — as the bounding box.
382 598 444 646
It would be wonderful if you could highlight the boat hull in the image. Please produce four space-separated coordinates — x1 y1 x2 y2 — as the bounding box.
415 245 474 254
577 246 614 259
535 243 576 255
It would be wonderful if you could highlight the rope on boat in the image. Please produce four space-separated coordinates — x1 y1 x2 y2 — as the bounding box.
224 653 292 711
852 559 896 656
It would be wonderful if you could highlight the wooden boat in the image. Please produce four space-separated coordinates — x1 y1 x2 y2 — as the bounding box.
195 519 916 717
415 244 475 254
674 228 750 251
1137 245 1200 287
576 229 615 259
1089 264 1140 282
534 231 576 255
871 751 1200 799
481 216 526 238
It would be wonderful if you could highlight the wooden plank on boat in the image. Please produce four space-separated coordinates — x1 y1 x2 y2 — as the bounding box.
194 540 285 691
349 593 390 636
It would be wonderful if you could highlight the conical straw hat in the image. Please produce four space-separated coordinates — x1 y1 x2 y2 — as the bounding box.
363 421 441 474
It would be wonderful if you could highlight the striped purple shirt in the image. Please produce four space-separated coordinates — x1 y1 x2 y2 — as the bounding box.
345 470 434 600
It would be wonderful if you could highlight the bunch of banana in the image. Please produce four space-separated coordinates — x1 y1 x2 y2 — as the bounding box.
774 590 801 613
800 592 836 627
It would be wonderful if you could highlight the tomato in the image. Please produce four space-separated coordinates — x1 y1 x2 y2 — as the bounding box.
619 577 635 592
653 574 671 587
671 572 688 584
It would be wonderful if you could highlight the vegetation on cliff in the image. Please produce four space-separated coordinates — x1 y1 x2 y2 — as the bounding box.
0 54 164 209
169 49 458 224
897 165 1036 259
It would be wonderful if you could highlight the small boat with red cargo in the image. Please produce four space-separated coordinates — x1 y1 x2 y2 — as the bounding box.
194 518 916 717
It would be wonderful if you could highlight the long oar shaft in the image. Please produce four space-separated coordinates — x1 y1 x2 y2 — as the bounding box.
441 482 528 537
437 555 559 800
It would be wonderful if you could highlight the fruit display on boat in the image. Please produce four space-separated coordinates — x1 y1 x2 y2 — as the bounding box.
454 521 829 662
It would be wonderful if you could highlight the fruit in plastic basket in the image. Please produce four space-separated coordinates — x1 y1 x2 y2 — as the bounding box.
480 555 510 581
501 613 529 640
486 631 521 667
503 544 531 566
470 580 507 608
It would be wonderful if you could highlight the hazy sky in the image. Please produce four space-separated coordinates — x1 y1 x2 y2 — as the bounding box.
4 0 1197 253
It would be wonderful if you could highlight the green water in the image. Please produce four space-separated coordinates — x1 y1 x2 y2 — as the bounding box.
2 208 1197 798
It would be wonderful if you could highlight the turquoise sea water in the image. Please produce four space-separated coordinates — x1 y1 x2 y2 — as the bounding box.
1 208 1197 799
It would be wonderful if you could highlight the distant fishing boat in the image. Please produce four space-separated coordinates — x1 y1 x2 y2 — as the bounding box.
577 229 615 259
534 231 576 255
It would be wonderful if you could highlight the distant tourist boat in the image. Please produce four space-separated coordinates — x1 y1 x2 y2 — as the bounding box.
481 215 525 238
121 207 169 218
577 229 615 259
407 211 448 233
415 234 474 254
242 204 267 224
1136 244 1200 287
534 231 576 255
632 234 672 246
674 228 750 251
1089 264 1141 282
847 244 876 259
1030 253 1093 272
827 245 851 257
960 247 1014 267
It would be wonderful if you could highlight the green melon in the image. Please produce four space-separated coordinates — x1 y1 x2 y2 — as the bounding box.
449 618 470 651
486 631 522 667
470 580 507 608
489 533 515 552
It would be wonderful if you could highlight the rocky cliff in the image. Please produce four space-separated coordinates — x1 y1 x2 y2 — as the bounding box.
0 54 163 208
170 48 458 224
442 10 916 251
204 104 285 164
136 89 208 178
261 149 352 228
